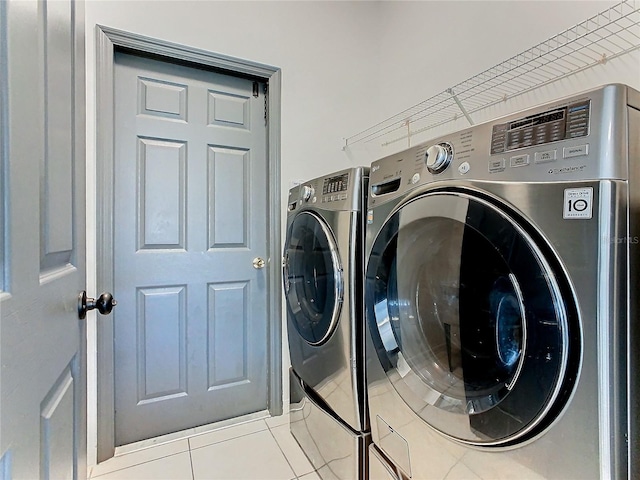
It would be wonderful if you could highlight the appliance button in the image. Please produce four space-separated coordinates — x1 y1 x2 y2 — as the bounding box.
411 173 420 184
534 150 556 164
563 144 589 158
488 158 506 173
458 162 470 174
511 154 531 167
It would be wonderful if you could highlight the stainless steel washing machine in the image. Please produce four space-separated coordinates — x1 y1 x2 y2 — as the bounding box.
365 84 639 479
284 167 370 478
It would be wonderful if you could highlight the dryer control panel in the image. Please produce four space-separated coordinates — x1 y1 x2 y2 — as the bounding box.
287 167 367 213
321 172 350 203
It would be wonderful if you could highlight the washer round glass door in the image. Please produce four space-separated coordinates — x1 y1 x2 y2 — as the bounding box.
284 211 343 346
366 189 580 446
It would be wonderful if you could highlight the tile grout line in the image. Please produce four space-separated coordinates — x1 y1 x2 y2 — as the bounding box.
270 420 320 480
188 438 196 480
266 424 299 480
89 451 188 479
189 425 271 452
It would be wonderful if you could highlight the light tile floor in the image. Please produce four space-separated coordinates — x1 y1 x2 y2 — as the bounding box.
88 415 320 480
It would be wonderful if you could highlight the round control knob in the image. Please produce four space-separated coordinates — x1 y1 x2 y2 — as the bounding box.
425 142 453 174
301 185 314 202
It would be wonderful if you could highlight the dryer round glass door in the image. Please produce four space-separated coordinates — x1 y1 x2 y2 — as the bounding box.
284 211 343 345
366 189 581 446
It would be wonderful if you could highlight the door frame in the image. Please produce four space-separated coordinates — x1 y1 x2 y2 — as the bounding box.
94 25 282 462
0 0 6 295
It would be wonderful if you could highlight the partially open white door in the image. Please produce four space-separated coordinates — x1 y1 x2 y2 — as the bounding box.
0 0 87 477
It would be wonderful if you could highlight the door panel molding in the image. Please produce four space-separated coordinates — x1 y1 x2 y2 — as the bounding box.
95 25 282 462
40 0 75 274
40 357 78 480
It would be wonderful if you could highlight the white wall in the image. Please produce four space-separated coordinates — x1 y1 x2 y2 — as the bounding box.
345 0 640 160
376 1 620 119
85 0 640 466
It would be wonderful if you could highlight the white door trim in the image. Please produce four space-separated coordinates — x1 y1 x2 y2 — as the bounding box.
0 0 7 293
94 24 282 462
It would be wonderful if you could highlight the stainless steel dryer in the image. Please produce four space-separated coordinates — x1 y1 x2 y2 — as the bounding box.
284 167 370 479
365 84 639 479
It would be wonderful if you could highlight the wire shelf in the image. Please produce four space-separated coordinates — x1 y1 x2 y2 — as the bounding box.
344 0 640 149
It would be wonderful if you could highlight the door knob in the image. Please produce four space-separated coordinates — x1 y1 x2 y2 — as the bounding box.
78 291 117 320
253 257 266 269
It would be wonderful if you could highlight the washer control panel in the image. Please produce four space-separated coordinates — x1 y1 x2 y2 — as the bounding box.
367 84 633 205
490 100 590 154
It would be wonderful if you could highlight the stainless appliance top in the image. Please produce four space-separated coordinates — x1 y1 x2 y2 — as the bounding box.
288 166 368 214
368 84 639 207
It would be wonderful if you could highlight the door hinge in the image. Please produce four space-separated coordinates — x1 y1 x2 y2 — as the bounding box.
252 81 259 98
263 83 268 125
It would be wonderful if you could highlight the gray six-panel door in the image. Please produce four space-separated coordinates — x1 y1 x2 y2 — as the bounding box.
0 0 86 477
113 52 269 445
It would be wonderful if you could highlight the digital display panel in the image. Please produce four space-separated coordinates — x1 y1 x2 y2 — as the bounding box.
508 109 565 130
323 173 349 195
491 100 590 154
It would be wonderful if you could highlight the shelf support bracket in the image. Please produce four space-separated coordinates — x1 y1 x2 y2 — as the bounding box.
447 88 475 126
404 119 411 147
